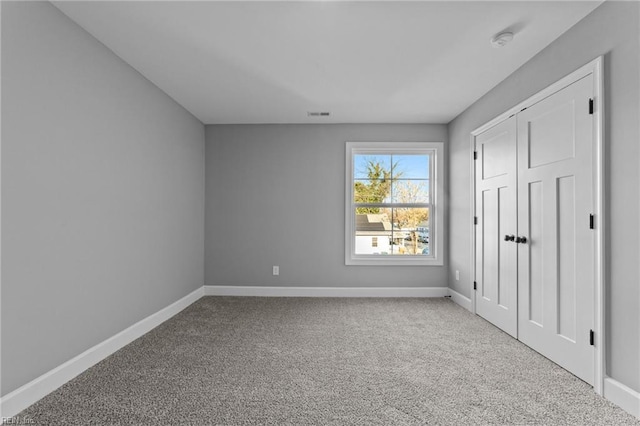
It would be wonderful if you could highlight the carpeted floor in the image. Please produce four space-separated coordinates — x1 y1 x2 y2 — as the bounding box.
16 297 640 425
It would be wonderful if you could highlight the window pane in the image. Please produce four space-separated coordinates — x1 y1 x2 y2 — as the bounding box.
353 208 430 256
354 179 392 204
393 155 430 179
391 180 429 203
391 208 430 256
354 155 392 179
354 211 393 255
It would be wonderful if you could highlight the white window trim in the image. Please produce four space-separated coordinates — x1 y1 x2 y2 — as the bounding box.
345 141 444 266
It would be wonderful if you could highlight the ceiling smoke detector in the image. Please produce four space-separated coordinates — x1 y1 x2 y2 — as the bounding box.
491 31 514 48
307 112 330 117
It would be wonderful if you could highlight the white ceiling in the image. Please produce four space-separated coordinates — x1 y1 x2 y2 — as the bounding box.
53 1 602 124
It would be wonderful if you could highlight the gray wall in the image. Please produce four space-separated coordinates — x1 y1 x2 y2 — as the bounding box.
448 2 639 392
206 124 447 288
1 2 205 396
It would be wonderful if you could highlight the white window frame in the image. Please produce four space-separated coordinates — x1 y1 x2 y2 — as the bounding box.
345 142 444 266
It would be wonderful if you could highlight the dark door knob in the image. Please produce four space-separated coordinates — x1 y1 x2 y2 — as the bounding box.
504 235 515 242
515 236 527 244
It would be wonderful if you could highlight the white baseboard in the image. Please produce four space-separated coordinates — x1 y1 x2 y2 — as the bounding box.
448 288 472 312
604 377 640 419
204 285 449 298
0 287 204 419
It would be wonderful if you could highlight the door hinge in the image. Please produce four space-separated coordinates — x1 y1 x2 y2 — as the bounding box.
589 329 595 346
589 214 595 229
589 98 594 115
474 216 478 225
473 151 478 160
473 281 477 291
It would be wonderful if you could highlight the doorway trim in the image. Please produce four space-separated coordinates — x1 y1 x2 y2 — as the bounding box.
469 56 604 394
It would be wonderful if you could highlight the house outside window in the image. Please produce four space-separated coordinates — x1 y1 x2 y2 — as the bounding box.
345 142 443 266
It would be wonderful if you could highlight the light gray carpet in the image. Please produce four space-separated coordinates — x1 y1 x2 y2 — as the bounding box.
16 297 640 425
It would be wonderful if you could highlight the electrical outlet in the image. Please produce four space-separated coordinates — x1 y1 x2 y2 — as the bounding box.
273 265 279 276
455 270 460 281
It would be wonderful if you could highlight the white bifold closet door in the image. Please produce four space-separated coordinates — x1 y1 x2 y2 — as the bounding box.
517 74 595 385
475 116 518 338
475 74 595 385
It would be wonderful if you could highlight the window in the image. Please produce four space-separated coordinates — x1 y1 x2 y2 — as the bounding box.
345 142 443 265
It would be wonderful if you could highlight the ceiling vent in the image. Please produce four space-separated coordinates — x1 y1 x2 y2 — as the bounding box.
307 112 331 117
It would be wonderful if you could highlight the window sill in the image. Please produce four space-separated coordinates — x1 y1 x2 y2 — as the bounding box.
346 256 443 266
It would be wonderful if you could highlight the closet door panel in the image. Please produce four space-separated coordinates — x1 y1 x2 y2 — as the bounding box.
517 74 594 385
475 116 518 338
